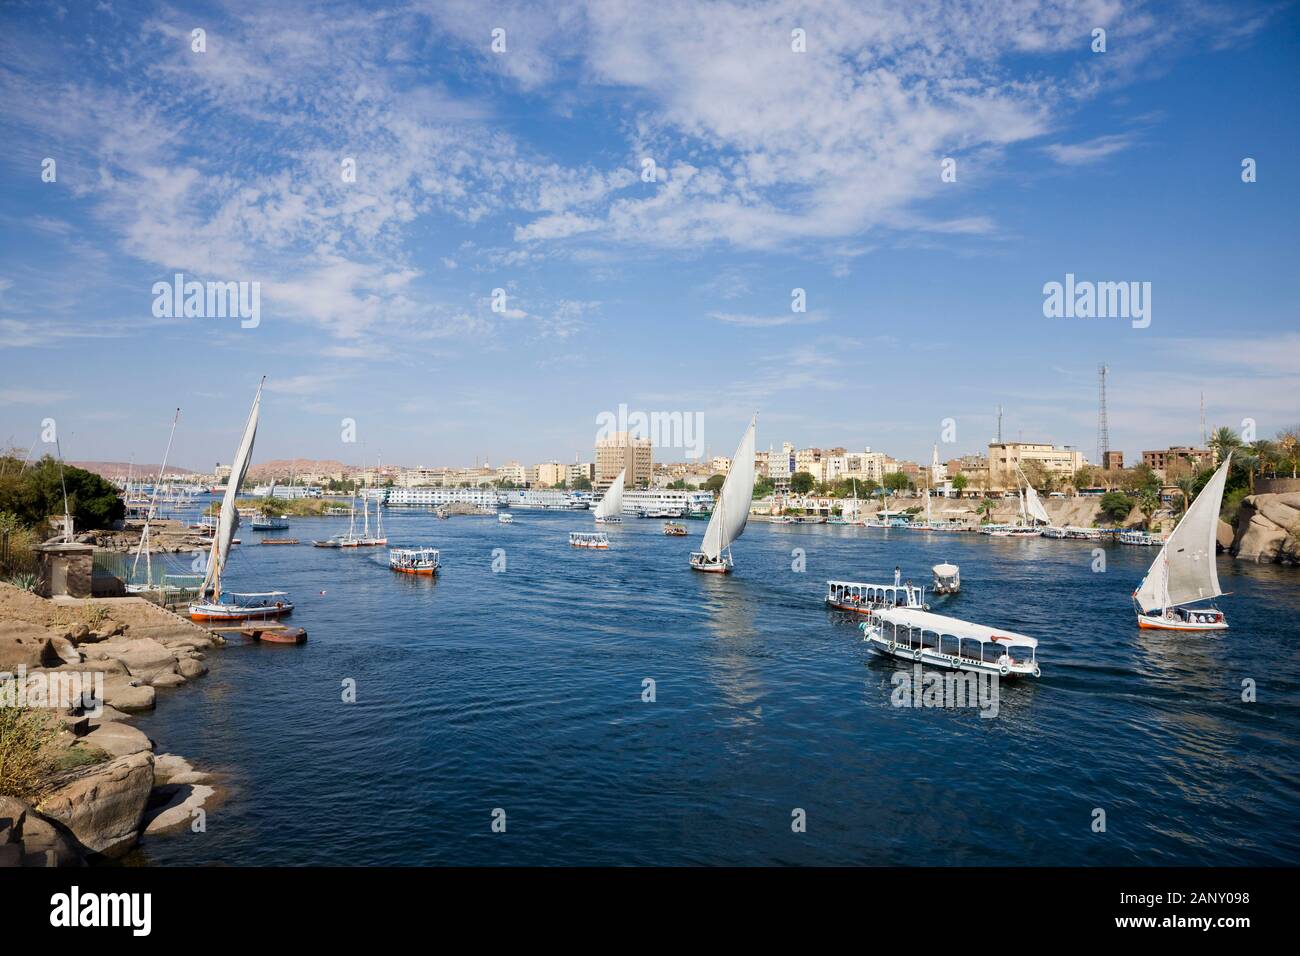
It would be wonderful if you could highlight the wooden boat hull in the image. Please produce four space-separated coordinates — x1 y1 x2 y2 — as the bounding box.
189 602 293 622
390 566 437 575
244 626 307 644
690 561 731 574
1136 614 1228 632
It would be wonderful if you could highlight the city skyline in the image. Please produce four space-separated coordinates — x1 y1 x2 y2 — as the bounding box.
2 1 1297 469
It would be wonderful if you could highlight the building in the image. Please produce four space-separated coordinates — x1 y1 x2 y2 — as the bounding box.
711 455 731 475
1102 451 1124 471
1141 446 1213 475
567 461 594 486
595 431 653 491
844 451 886 484
535 461 567 488
988 442 1087 491
496 461 526 485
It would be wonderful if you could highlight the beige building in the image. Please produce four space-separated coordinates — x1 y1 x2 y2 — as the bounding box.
988 442 1086 491
595 431 653 491
495 462 526 485
535 461 567 487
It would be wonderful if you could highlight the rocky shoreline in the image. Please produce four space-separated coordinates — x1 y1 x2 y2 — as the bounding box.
0 582 220 866
1232 492 1300 565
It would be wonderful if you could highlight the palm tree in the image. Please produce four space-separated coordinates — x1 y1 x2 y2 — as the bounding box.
1249 439 1277 480
977 498 996 524
1210 426 1242 464
1175 476 1196 514
1138 489 1160 527
1278 427 1300 478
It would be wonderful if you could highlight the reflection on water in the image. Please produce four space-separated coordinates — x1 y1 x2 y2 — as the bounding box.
129 510 1300 865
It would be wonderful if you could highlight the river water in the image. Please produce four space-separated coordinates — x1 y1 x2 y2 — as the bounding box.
129 508 1300 865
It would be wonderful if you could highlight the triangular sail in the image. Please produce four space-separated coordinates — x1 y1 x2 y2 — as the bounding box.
1024 483 1052 525
595 470 625 519
1135 455 1230 613
701 416 756 560
201 379 263 599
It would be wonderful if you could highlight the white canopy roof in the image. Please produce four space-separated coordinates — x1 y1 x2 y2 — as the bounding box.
873 608 1037 648
932 563 959 575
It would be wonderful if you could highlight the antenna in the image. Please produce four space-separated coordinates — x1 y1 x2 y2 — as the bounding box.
1097 364 1110 466
996 405 1003 444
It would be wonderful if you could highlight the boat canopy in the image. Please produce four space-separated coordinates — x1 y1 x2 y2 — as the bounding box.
932 563 959 577
872 608 1037 648
226 590 289 598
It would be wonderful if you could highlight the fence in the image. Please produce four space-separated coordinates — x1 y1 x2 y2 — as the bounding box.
0 529 39 578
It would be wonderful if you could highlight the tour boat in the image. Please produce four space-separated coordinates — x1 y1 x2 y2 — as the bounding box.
690 415 756 573
662 522 687 536
932 563 961 595
188 379 295 623
498 513 514 524
1133 455 1231 631
825 572 928 614
1120 530 1160 546
389 547 440 576
251 515 289 530
1065 526 1101 540
1041 525 1069 539
594 470 625 524
861 608 1040 678
569 531 609 549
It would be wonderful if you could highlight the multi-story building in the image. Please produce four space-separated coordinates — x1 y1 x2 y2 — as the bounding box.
844 451 886 484
567 461 595 486
496 461 526 485
711 455 731 475
595 431 653 491
1102 451 1125 471
794 447 823 480
1141 446 1213 474
535 461 567 487
988 442 1087 491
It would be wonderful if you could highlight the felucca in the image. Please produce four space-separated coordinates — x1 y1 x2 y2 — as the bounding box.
594 469 625 523
690 414 756 573
1132 455 1232 631
189 379 294 622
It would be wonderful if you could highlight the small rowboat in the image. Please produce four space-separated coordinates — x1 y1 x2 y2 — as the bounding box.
241 625 308 644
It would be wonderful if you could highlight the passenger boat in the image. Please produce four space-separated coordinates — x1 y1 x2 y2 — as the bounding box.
1040 525 1069 539
932 563 960 594
1133 455 1231 631
690 415 756 573
569 531 610 549
1120 530 1160 546
188 379 295 623
662 522 687 536
389 547 439 575
498 513 513 524
860 608 1040 677
251 515 289 530
594 470 625 524
825 572 928 614
1065 526 1100 540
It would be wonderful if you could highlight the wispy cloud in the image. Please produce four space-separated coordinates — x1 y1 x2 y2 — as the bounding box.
1044 133 1140 166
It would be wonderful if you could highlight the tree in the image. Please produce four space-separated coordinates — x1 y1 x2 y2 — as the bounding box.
790 471 815 495
1175 475 1196 514
977 498 996 524
1276 425 1300 478
1137 489 1160 527
1210 425 1242 464
704 474 726 493
883 471 909 494
1099 491 1133 523
571 475 592 490
753 476 774 499
952 474 968 497
0 455 125 532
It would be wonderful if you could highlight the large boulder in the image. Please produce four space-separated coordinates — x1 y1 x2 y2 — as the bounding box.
88 638 177 681
1217 519 1234 552
42 635 82 667
80 721 154 758
101 676 155 713
0 796 84 867
0 622 51 669
38 751 155 858
143 783 215 836
1233 492 1300 564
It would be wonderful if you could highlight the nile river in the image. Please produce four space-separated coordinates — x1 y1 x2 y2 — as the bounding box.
129 508 1300 865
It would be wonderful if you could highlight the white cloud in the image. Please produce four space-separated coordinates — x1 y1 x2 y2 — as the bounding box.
1044 133 1139 165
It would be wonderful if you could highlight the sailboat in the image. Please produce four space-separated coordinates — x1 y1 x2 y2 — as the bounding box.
189 379 294 622
594 470 625 524
690 415 756 573
1133 455 1232 631
356 489 387 546
126 408 180 594
313 489 360 547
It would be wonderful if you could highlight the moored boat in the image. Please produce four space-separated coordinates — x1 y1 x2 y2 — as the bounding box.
1132 455 1232 631
251 515 289 530
241 625 307 644
569 531 609 549
860 608 1040 678
191 590 294 621
260 538 299 545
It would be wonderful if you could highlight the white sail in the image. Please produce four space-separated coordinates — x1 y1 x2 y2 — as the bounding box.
201 379 263 598
595 470 625 519
1024 483 1052 525
701 416 756 560
1135 455 1230 613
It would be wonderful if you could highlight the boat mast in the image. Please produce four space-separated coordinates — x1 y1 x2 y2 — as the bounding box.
132 408 180 588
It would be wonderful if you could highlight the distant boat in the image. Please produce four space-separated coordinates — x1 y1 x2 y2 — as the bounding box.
498 513 514 524
662 521 687 536
188 378 295 623
1133 455 1231 631
569 531 609 549
251 515 289 530
690 414 756 573
594 470 625 524
1120 530 1161 546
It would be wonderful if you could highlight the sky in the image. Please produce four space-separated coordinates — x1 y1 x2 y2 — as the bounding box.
1 0 1297 473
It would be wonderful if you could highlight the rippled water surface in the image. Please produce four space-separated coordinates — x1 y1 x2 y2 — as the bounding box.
130 508 1300 865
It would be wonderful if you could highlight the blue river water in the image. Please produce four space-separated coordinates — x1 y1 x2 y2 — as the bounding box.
128 508 1300 865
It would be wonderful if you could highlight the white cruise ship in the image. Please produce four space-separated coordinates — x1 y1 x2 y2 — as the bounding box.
622 489 714 517
383 487 504 508
502 489 589 510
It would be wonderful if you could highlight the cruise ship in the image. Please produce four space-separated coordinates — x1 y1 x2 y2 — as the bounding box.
383 487 504 508
251 483 324 499
502 489 589 510
622 489 714 517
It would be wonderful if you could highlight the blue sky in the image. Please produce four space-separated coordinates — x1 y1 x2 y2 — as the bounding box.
1 0 1296 472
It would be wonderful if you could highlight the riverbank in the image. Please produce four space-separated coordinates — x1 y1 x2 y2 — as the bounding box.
0 582 220 866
